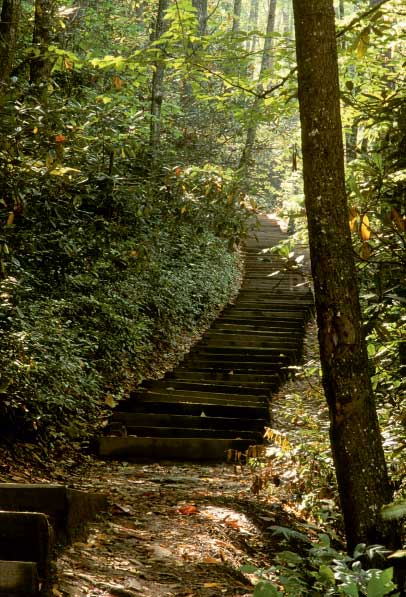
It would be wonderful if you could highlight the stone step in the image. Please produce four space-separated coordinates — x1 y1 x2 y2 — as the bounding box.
133 390 268 407
209 325 302 336
240 285 311 294
181 362 289 374
166 371 281 384
234 305 314 320
191 347 297 358
111 412 267 431
0 484 108 544
221 309 307 318
212 323 303 334
233 303 311 310
0 512 52 594
120 399 269 419
139 380 276 395
241 274 308 281
122 426 263 440
204 328 302 338
241 280 309 287
235 293 313 303
0 485 108 596
184 352 290 365
200 337 300 349
98 437 255 461
0 561 39 596
217 316 304 327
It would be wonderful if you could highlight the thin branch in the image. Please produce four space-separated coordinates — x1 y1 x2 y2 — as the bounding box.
205 0 221 25
263 67 296 97
190 59 260 96
336 0 392 38
161 0 394 102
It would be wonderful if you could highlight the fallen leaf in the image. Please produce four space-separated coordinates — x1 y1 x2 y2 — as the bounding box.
105 394 117 408
112 503 133 516
178 505 198 515
202 557 221 564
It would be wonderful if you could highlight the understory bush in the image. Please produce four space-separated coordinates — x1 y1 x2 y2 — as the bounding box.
0 161 247 444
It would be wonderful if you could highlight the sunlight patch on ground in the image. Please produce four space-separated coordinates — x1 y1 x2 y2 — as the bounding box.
200 505 256 536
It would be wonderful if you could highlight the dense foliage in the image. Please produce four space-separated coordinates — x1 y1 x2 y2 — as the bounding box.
0 0 254 441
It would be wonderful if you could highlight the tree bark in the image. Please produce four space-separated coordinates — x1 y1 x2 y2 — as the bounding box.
192 0 207 36
247 0 259 55
282 0 292 35
260 0 277 74
232 0 242 34
30 0 56 86
149 0 170 158
292 0 399 552
0 0 21 91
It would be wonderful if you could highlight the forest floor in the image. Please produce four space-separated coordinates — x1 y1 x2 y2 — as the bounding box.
0 323 341 596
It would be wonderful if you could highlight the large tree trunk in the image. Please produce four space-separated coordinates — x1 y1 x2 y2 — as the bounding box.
0 0 21 91
292 0 399 552
149 0 170 158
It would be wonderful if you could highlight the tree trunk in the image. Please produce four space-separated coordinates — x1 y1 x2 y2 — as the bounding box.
282 0 292 35
149 0 170 158
346 122 358 161
239 0 277 173
192 0 207 36
0 0 21 91
261 0 277 74
292 0 399 553
30 0 56 86
247 0 259 55
232 0 242 34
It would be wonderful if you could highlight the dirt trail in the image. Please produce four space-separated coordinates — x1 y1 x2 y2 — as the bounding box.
56 459 298 596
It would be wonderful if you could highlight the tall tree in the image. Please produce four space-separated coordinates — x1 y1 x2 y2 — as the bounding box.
149 0 170 158
247 0 259 55
291 0 400 552
0 0 21 92
192 0 207 36
239 0 277 173
232 0 242 34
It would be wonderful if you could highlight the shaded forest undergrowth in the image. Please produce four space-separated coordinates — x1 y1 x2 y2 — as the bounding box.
0 161 250 446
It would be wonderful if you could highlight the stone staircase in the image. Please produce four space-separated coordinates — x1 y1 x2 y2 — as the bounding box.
99 215 314 461
0 484 107 595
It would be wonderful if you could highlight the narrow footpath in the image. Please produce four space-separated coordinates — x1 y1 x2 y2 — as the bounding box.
57 454 322 597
